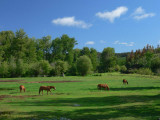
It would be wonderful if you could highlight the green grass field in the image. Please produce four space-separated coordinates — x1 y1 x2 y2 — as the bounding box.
0 73 160 120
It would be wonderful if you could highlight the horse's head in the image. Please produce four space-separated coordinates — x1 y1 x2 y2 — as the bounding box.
50 86 56 90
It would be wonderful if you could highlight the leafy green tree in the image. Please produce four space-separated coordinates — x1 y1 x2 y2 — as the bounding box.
90 48 98 71
39 60 51 76
100 47 116 72
16 59 27 77
51 34 77 64
11 29 28 60
36 36 51 61
73 49 81 62
81 47 90 57
77 55 93 76
120 65 127 73
51 60 69 76
8 56 17 77
0 31 15 61
67 63 78 76
151 57 160 73
0 61 9 78
25 38 37 63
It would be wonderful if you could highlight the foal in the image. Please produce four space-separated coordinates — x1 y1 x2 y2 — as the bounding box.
39 86 56 95
19 85 25 92
123 79 128 84
97 84 109 91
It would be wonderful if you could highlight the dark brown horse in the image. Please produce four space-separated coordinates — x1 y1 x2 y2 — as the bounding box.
97 84 109 91
19 85 25 92
39 86 56 95
123 79 128 84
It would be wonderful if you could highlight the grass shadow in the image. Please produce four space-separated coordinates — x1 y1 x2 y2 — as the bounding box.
0 88 15 91
89 86 160 91
3 104 160 120
2 94 160 120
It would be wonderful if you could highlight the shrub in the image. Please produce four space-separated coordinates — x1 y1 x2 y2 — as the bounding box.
108 67 115 72
50 60 69 76
77 55 93 76
115 65 121 72
39 60 51 76
136 68 153 75
120 65 127 73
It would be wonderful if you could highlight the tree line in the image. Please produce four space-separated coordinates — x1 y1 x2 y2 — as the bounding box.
0 29 160 78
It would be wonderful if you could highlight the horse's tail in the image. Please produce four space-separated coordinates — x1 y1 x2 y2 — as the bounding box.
127 81 128 84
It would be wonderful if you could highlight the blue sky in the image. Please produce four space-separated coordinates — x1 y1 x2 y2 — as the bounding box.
0 0 160 53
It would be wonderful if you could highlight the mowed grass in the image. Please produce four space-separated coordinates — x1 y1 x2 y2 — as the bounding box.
0 73 160 120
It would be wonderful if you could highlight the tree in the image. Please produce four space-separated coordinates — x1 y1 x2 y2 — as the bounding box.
90 48 98 71
11 29 28 60
151 57 160 73
77 55 93 76
39 60 51 76
16 59 27 77
0 31 15 61
0 61 9 78
51 60 69 76
81 47 90 57
51 34 77 64
73 48 81 62
36 36 51 61
8 56 17 77
100 47 116 72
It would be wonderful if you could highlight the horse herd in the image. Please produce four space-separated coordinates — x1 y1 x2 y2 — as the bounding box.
19 79 128 95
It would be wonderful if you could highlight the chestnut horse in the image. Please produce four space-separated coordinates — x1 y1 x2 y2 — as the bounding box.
19 85 25 92
123 79 128 84
39 86 56 95
97 84 109 91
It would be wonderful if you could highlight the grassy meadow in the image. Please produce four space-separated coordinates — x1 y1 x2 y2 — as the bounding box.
0 73 160 120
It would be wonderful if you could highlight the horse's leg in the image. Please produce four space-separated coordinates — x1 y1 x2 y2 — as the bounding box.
24 88 25 92
50 90 52 95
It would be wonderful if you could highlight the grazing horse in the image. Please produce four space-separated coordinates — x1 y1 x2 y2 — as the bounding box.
39 86 56 95
19 85 25 92
97 84 109 91
123 79 128 84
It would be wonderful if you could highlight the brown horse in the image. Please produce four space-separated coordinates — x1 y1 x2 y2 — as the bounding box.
39 86 56 95
19 85 25 92
97 84 109 91
123 79 128 84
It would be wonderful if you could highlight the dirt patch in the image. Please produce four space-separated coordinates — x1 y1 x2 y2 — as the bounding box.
39 80 81 83
0 80 24 82
0 95 38 100
0 95 11 100
22 80 81 83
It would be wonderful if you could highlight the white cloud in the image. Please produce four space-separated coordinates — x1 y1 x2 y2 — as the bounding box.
132 7 155 20
85 41 95 45
114 41 134 46
158 41 160 44
100 40 106 43
133 7 145 15
96 6 128 23
52 16 92 29
126 42 134 46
